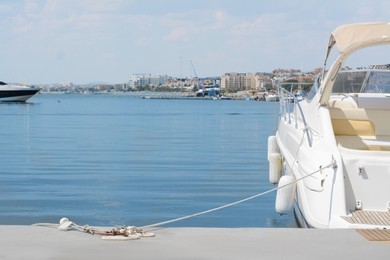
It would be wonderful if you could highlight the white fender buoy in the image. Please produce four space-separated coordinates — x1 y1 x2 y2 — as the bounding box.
269 153 282 184
275 175 296 214
267 136 279 161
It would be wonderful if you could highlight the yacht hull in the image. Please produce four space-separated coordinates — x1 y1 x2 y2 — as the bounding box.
0 89 40 102
269 23 390 229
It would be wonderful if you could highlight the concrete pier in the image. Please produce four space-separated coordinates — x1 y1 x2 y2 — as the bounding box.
0 226 389 259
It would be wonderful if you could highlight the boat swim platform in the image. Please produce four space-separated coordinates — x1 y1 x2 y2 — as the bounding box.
342 210 390 226
0 226 389 260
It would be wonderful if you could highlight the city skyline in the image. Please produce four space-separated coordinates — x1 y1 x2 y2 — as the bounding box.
1 0 389 84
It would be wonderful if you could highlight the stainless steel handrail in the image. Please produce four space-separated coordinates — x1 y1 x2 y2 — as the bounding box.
277 86 312 147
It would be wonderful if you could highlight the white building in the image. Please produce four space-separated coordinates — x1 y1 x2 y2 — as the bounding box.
128 74 168 88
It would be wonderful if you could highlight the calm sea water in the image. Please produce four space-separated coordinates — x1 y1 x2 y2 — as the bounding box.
0 94 298 228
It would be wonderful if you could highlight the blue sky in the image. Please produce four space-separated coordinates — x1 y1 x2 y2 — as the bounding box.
0 0 389 84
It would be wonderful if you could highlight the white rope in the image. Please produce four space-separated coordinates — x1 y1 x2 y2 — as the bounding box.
33 159 336 240
32 223 58 228
141 159 336 229
33 218 155 240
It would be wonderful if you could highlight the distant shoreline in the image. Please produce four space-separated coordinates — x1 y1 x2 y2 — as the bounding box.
38 91 266 100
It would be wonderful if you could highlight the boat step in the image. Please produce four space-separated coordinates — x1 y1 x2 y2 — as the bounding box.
342 210 390 226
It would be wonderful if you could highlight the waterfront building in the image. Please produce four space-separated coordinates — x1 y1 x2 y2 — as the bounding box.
221 72 272 91
221 73 245 92
272 68 317 85
128 74 169 88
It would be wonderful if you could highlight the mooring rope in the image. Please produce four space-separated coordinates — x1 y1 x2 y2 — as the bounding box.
33 159 336 240
141 159 336 229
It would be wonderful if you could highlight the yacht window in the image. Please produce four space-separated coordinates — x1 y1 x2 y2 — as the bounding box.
332 70 390 94
332 71 365 93
361 71 390 93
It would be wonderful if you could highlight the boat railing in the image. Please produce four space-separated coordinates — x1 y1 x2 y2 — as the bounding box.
277 84 313 147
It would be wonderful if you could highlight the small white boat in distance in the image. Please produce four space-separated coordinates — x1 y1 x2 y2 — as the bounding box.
0 81 40 102
269 22 390 229
265 92 279 102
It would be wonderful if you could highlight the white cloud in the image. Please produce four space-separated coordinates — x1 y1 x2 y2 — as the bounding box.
163 27 189 42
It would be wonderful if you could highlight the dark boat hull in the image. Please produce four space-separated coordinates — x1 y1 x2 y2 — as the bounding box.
0 89 40 102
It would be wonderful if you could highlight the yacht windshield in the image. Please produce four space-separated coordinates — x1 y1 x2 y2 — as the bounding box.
363 71 390 93
332 69 390 93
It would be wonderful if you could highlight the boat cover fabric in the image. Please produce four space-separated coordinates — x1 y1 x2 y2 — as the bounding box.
328 22 390 55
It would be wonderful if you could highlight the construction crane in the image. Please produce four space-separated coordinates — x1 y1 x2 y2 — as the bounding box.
190 60 200 90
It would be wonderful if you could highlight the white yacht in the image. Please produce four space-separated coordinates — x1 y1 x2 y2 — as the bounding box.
268 22 390 228
0 81 40 102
